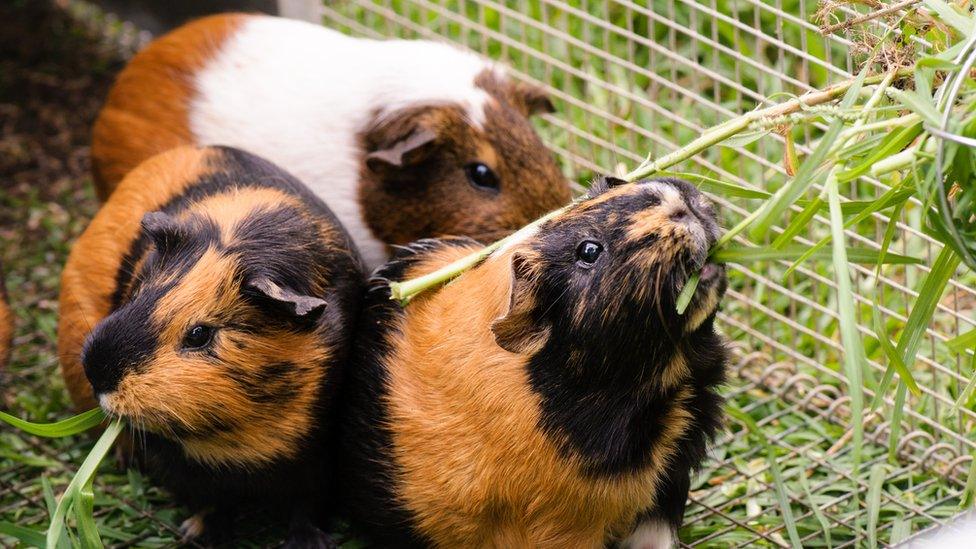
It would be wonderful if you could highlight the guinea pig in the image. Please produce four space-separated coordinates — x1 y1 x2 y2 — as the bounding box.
337 177 729 548
91 13 571 269
0 264 12 370
58 145 364 546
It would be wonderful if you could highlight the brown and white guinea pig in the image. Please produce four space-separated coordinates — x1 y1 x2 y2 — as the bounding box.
0 264 12 371
58 145 364 546
337 177 729 548
91 13 571 269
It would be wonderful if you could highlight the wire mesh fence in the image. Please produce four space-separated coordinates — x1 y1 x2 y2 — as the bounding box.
321 1 976 546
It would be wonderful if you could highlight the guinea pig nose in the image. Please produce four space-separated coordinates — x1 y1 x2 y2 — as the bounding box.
81 339 124 396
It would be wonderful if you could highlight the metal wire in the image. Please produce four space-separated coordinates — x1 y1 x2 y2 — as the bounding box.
324 1 976 546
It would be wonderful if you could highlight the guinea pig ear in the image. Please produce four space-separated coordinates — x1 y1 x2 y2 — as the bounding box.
246 277 327 319
141 212 187 254
509 81 556 117
365 127 438 173
491 253 550 355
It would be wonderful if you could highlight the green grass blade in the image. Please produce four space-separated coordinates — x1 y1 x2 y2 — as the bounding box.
656 171 771 200
0 522 47 547
888 383 908 462
890 89 944 127
725 404 802 549
74 475 102 549
771 196 822 249
867 463 887 549
961 451 976 508
798 472 832 548
0 408 106 438
868 200 908 410
711 245 921 265
872 310 922 397
47 419 123 549
947 329 976 354
826 174 865 468
951 350 976 413
781 184 916 278
836 123 924 183
748 67 869 240
896 247 961 360
675 272 701 314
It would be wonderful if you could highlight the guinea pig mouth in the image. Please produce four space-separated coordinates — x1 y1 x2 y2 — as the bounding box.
699 262 724 284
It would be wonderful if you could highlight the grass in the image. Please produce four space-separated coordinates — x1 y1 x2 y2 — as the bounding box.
3 0 976 547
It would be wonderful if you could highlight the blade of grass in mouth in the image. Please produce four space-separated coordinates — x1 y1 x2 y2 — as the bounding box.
0 408 107 438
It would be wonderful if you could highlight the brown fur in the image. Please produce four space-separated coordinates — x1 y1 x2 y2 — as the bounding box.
59 148 212 410
90 14 243 198
380 246 694 547
0 266 12 371
358 77 570 249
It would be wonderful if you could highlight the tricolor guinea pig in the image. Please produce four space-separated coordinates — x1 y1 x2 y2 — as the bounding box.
91 13 571 269
58 145 364 546
0 265 12 371
338 177 729 548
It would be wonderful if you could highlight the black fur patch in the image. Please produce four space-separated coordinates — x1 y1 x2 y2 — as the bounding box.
337 237 480 547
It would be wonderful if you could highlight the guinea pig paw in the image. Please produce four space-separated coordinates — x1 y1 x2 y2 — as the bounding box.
179 512 208 543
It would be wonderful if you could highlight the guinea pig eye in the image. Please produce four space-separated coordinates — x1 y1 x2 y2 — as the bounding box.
182 324 215 350
464 162 500 192
575 241 603 265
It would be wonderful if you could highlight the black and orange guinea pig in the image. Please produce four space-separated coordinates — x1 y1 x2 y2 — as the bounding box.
91 13 571 269
58 145 364 546
0 264 12 370
338 177 729 548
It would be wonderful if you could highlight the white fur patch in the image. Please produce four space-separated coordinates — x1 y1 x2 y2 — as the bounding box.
189 15 497 269
622 519 675 549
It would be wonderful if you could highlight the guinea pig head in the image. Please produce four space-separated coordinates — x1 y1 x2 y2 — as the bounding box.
360 72 571 247
81 210 335 466
491 177 727 382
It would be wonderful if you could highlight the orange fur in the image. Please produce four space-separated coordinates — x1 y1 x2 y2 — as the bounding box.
91 14 243 198
59 147 214 411
382 246 694 547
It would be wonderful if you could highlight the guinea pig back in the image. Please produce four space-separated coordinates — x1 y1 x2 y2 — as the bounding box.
58 145 364 544
338 177 729 548
0 264 12 371
91 13 570 268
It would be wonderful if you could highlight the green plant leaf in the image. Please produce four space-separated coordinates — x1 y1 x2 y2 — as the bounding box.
917 57 963 70
748 67 869 240
872 311 922 397
711 245 921 265
890 88 943 127
837 123 924 183
782 185 916 278
867 463 887 549
675 272 701 314
947 329 976 354
47 419 124 549
0 408 106 438
0 522 46 547
798 473 832 548
826 174 866 469
771 196 822 249
726 404 802 549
